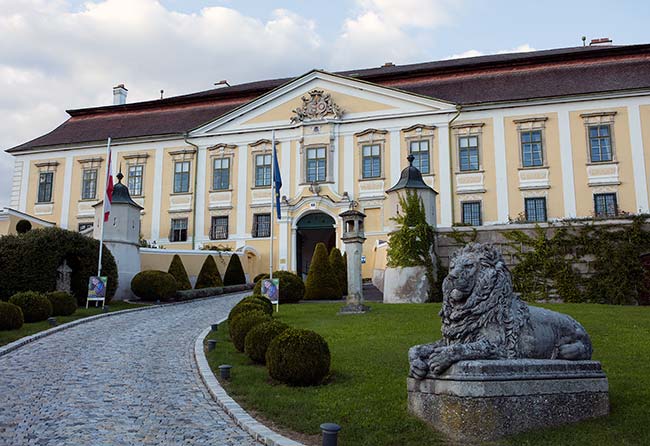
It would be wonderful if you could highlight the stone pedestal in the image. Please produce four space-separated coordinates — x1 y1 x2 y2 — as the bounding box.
339 209 370 315
407 359 609 442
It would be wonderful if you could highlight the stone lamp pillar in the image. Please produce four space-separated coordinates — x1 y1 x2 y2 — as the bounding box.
338 208 370 314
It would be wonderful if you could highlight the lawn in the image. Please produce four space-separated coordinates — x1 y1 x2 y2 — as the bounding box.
206 302 650 446
0 300 147 347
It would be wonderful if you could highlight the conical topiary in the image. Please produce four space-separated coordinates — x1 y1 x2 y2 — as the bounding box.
168 254 191 290
195 255 223 289
304 242 339 300
342 252 348 295
223 254 247 286
329 247 347 298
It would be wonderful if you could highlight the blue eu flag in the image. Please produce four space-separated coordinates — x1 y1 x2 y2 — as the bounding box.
273 146 282 219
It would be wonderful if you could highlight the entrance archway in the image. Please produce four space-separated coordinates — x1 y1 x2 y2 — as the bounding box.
296 212 336 280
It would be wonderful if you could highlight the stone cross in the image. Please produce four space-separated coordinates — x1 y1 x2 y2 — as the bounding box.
56 260 72 293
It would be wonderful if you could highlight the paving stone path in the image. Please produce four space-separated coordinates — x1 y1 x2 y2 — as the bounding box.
0 293 260 446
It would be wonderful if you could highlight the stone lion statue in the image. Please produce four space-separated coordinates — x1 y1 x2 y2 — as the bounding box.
409 243 593 378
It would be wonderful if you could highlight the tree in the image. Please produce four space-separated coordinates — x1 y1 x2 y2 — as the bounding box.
168 255 191 290
223 254 247 286
195 255 223 289
329 247 347 297
304 242 340 300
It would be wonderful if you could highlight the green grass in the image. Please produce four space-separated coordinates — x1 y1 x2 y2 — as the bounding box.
206 303 650 446
0 300 147 347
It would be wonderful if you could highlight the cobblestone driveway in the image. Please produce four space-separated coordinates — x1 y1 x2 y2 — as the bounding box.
0 293 259 446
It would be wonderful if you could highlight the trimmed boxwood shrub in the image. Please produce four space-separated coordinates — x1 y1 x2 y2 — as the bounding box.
304 243 339 300
195 256 223 289
229 310 272 352
0 227 118 305
252 271 305 304
0 302 24 330
223 255 247 286
9 291 52 323
46 291 77 316
266 328 331 386
131 270 178 302
228 301 271 323
168 255 191 290
242 294 273 314
329 247 347 297
253 273 267 284
244 320 289 364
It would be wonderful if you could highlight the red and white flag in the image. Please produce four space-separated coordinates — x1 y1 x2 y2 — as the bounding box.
103 140 113 222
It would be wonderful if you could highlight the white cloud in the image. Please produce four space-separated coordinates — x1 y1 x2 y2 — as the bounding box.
446 44 536 60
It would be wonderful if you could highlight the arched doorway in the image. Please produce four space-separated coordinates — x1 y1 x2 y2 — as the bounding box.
296 212 336 280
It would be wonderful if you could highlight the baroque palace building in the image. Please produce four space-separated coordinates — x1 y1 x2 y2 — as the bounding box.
6 42 650 278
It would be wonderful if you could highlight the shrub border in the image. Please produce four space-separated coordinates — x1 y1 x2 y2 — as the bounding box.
194 323 304 446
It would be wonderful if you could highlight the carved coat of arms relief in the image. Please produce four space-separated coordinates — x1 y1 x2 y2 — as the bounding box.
290 89 344 123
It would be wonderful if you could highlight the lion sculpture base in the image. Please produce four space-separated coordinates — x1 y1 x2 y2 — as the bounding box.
407 243 609 440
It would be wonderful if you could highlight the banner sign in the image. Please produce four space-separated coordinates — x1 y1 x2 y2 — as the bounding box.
261 278 280 305
86 276 107 308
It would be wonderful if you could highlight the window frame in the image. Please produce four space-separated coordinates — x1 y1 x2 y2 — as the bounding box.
127 164 144 197
212 157 231 191
252 213 271 238
361 143 382 179
458 135 480 172
81 168 98 200
588 124 614 163
210 215 229 240
170 218 188 242
520 129 544 168
594 193 618 218
37 171 54 203
173 161 191 194
461 201 482 226
306 146 327 183
409 139 431 174
524 197 547 222
78 222 93 232
254 153 272 188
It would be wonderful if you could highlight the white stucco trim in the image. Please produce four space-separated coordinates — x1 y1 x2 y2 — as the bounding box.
151 147 164 241
235 144 248 238
280 140 291 199
438 124 452 226
59 153 74 229
493 115 510 222
628 103 650 213
343 134 354 198
558 110 577 218
390 130 401 186
195 146 207 247
19 158 29 212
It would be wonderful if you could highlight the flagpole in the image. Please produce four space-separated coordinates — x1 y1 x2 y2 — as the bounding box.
269 130 275 282
97 137 112 277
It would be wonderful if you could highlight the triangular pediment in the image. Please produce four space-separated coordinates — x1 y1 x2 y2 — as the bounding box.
190 70 455 135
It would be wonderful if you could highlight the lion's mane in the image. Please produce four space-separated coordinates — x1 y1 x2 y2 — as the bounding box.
439 243 529 358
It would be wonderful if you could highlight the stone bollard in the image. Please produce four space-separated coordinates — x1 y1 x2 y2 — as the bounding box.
320 423 341 446
47 317 57 327
103 305 110 313
207 340 217 352
211 323 219 332
219 364 232 380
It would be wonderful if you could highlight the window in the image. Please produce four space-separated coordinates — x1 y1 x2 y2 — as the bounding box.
410 140 430 174
594 193 618 217
210 216 228 240
306 147 327 183
461 201 482 226
521 130 543 167
458 136 479 171
362 144 381 178
173 161 191 193
78 222 93 232
38 172 53 203
128 165 144 196
255 154 272 187
80 169 97 200
211 158 230 190
170 218 188 242
524 197 547 222
589 125 613 163
252 213 271 238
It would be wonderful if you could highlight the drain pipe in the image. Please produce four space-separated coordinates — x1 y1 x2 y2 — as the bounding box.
184 133 200 250
447 105 462 224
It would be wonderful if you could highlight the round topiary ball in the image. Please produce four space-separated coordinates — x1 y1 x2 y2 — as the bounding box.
228 300 271 323
252 273 267 284
266 328 331 386
242 295 273 314
229 310 272 352
252 271 305 304
8 291 52 323
0 301 24 330
244 320 289 364
46 291 77 316
130 270 178 302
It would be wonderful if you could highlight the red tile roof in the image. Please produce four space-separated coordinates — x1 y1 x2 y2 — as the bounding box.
8 44 650 153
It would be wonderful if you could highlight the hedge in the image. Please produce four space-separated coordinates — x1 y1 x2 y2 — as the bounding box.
0 227 118 305
0 302 24 330
223 254 247 286
252 271 305 304
131 270 178 302
229 310 272 352
329 247 347 297
168 255 191 290
266 328 331 386
244 320 289 364
9 291 52 323
46 291 77 316
195 256 223 289
304 243 340 300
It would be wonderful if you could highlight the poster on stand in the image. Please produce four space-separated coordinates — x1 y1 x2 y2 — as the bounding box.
261 278 280 306
86 276 107 308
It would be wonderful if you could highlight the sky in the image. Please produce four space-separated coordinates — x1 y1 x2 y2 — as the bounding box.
1 0 649 209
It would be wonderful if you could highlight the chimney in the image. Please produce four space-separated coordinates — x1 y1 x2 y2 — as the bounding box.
113 84 128 105
589 37 613 46
382 62 395 67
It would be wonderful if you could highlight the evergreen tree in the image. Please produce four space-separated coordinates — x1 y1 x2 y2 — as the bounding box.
342 251 348 294
167 254 191 290
223 254 247 286
195 255 224 289
329 247 347 297
304 243 339 300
